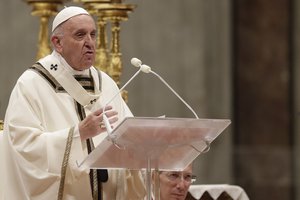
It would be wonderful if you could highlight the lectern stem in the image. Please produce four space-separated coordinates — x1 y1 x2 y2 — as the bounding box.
146 157 152 200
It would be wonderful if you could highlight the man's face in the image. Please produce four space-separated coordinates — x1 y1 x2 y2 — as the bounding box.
159 165 193 200
54 14 96 71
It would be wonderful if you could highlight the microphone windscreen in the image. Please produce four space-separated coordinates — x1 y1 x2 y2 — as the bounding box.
131 58 142 67
141 64 151 73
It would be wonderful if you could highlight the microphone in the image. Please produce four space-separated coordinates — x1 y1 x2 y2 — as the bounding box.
102 58 151 143
130 57 142 67
102 57 199 143
131 58 151 73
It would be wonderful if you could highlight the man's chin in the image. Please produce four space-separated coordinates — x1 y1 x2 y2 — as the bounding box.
75 64 92 71
82 60 94 68
83 56 95 66
170 194 185 200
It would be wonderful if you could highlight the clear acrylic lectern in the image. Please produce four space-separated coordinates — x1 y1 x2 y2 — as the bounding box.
79 117 231 200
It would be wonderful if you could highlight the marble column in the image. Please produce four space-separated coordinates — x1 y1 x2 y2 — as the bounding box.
293 0 300 199
233 0 293 199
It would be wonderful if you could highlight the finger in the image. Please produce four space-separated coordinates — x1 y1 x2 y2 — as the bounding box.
109 117 119 125
102 117 118 130
93 105 113 116
96 110 117 123
103 105 113 112
98 117 118 130
104 110 118 118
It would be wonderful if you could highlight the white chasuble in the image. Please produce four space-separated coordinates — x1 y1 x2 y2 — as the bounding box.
1 52 146 200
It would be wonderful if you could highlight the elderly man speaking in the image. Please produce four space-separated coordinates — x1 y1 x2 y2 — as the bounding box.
1 6 145 200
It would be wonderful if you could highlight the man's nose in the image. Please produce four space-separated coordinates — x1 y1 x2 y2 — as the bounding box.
84 35 95 47
176 179 186 189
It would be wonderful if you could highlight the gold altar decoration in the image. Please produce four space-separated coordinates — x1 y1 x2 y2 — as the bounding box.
23 0 135 101
76 0 137 101
0 120 3 131
25 0 69 60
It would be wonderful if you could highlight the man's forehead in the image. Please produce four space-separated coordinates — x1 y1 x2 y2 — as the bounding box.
62 15 96 31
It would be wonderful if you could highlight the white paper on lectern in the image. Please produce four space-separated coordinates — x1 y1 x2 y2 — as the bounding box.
79 117 231 171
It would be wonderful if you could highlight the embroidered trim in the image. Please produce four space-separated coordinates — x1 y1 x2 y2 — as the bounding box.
29 63 97 93
74 74 95 92
55 67 103 200
29 63 62 92
57 126 75 200
75 101 86 122
75 101 99 200
97 69 102 93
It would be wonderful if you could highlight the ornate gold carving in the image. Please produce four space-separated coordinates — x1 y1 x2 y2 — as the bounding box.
23 0 135 102
95 18 109 73
77 0 136 102
24 0 68 60
0 120 3 131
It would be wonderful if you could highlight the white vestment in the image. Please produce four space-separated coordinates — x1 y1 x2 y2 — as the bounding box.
1 51 145 200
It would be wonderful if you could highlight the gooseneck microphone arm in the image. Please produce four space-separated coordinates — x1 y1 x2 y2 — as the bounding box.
102 57 199 143
131 57 199 119
102 67 144 142
104 67 144 107
149 70 199 119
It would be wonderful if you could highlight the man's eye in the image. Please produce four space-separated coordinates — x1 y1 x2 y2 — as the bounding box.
184 175 192 180
75 33 85 39
169 173 180 179
91 32 96 39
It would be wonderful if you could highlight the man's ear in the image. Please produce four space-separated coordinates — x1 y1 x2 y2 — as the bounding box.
51 36 63 53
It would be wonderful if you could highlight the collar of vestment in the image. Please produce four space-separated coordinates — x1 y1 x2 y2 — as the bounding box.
38 51 101 108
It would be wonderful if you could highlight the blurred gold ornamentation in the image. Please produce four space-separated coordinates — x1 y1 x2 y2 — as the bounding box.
23 0 135 101
24 0 69 60
0 120 4 131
